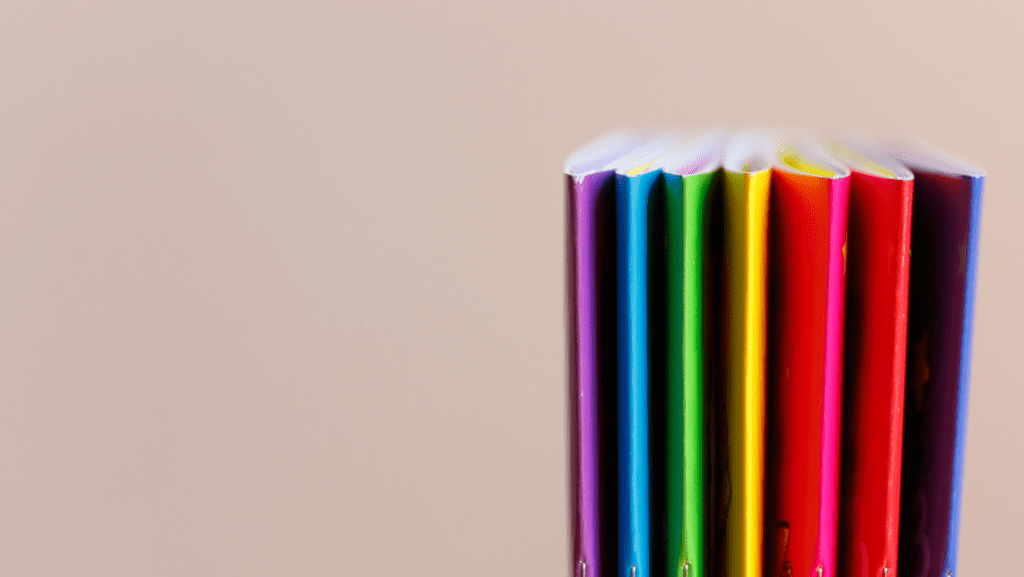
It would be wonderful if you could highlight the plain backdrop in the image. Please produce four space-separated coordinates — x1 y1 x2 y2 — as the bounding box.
0 1 1020 575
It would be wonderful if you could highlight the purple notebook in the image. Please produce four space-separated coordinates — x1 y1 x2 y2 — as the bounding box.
565 131 644 577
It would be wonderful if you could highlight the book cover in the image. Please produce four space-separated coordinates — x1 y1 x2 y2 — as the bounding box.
887 138 985 577
650 131 728 577
615 134 682 577
718 131 772 577
565 130 646 577
764 139 850 577
829 136 914 577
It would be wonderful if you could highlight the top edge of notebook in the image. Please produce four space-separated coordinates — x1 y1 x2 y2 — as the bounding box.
883 135 986 178
655 128 730 177
563 128 646 176
722 128 775 174
612 130 691 176
773 132 851 179
825 133 913 181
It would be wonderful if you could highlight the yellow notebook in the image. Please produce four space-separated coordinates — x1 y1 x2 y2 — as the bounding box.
718 130 771 577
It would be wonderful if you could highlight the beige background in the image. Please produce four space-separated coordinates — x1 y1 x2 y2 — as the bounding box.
0 1 1020 575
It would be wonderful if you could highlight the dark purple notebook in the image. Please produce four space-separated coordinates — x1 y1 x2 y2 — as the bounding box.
888 139 984 577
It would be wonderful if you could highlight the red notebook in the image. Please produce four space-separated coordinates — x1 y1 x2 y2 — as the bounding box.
830 136 914 577
764 139 850 577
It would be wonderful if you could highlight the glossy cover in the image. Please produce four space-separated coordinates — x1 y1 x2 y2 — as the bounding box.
889 142 984 577
832 144 914 577
719 136 771 577
653 137 725 577
566 131 645 577
764 147 850 577
617 165 660 577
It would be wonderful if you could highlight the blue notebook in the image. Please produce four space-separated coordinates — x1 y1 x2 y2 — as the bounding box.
611 134 681 577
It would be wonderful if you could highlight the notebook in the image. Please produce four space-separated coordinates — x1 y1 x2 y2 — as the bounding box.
565 129 647 577
888 137 985 577
764 137 850 577
718 131 772 577
614 133 683 577
829 135 914 577
649 130 728 577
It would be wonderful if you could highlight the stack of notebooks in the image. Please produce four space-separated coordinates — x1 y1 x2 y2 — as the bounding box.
564 129 984 577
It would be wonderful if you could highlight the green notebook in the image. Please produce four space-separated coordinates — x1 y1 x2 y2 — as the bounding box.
651 131 726 577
